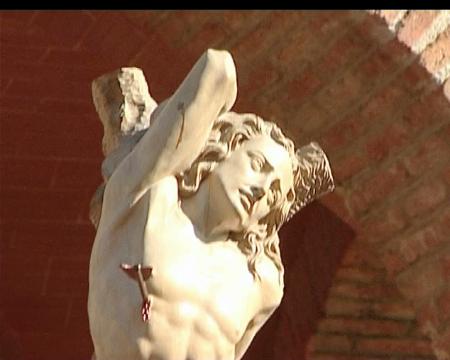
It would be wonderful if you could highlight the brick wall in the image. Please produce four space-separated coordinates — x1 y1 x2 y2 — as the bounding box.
306 241 436 360
1 10 449 360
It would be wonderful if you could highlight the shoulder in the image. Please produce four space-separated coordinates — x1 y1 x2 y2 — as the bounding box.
256 255 284 310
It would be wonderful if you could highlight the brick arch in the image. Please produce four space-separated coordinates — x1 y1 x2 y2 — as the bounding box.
1 10 449 360
310 10 450 359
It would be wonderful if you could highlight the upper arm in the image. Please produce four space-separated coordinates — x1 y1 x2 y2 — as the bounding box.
108 49 237 204
234 306 279 360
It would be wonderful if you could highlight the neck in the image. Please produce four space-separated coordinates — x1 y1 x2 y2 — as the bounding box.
181 181 233 242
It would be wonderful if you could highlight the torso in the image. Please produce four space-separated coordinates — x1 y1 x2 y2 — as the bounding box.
88 176 282 360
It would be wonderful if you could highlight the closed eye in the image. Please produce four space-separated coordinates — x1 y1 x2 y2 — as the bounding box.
248 151 272 173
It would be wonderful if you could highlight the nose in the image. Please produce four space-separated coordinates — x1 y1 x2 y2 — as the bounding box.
250 186 265 201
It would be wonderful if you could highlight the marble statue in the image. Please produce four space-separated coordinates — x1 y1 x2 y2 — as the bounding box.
88 49 334 360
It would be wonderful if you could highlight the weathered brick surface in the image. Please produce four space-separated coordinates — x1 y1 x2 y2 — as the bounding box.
398 11 440 48
421 27 450 74
2 9 449 360
307 242 436 359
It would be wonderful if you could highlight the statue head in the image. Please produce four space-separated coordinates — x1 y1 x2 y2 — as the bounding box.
177 112 334 280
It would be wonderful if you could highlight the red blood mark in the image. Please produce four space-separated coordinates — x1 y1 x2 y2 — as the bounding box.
120 263 153 322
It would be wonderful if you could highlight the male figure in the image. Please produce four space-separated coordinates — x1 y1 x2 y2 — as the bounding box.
88 49 333 360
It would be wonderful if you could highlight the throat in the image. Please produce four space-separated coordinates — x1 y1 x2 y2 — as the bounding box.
180 181 234 242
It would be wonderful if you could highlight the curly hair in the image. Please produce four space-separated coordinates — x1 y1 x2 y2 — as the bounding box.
90 111 326 284
176 112 300 282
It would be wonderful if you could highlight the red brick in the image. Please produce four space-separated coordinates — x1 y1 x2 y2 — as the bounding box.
433 326 450 359
387 226 447 277
306 355 381 360
19 332 93 360
0 44 47 65
238 61 280 102
318 318 409 337
307 334 352 352
414 299 440 337
0 110 91 137
362 206 407 243
351 161 409 215
436 286 450 326
275 25 322 66
16 132 102 160
121 10 167 33
153 11 206 47
285 71 322 105
371 301 416 320
319 191 357 230
52 160 102 190
219 11 269 33
400 61 433 90
0 254 50 297
357 41 411 90
0 14 52 48
0 223 15 252
355 13 395 44
382 249 409 279
365 122 409 162
181 20 229 57
80 13 144 68
0 189 84 222
379 10 405 27
1 10 35 23
396 259 445 302
45 255 90 296
0 94 40 113
313 23 372 81
359 78 409 124
355 337 434 357
329 282 399 301
31 11 94 48
398 11 440 48
2 56 106 85
3 296 69 333
40 48 109 70
1 158 56 189
319 70 365 115
9 222 94 257
443 165 450 187
7 78 90 102
66 295 91 334
335 266 380 283
231 13 294 64
403 135 450 176
421 27 450 74
288 101 329 135
440 252 450 282
37 98 96 117
401 90 442 131
325 297 371 317
0 324 23 360
340 245 368 267
319 114 366 153
129 33 185 102
403 180 447 219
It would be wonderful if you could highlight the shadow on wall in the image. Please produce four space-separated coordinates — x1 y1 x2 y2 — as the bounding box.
243 201 355 360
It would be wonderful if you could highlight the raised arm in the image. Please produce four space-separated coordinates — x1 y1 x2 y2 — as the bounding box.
108 49 237 202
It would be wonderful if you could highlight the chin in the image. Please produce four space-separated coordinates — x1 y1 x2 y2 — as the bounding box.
211 176 247 233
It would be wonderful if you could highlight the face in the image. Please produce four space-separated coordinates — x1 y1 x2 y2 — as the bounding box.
208 134 294 233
